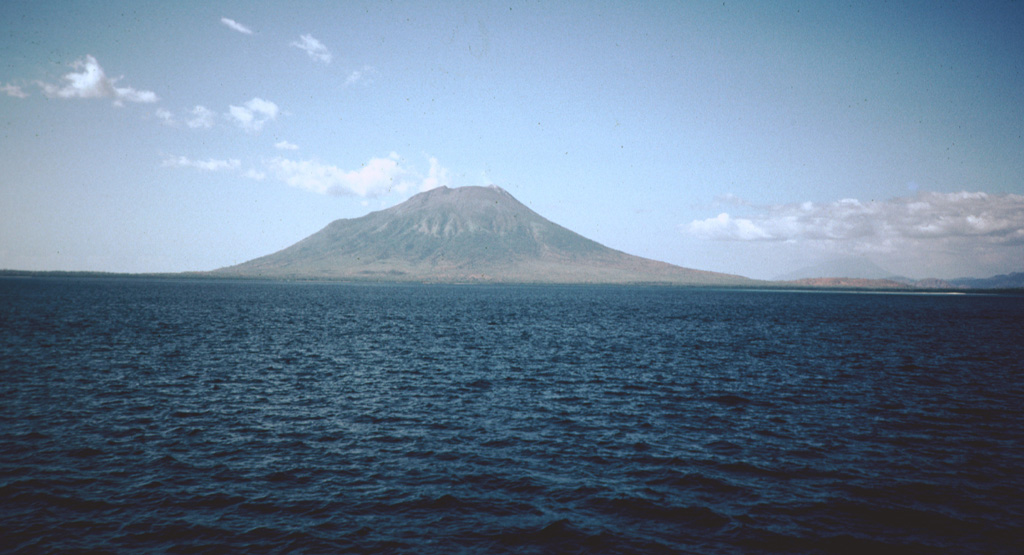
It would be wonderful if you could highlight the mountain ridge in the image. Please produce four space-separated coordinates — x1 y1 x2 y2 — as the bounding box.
212 185 755 285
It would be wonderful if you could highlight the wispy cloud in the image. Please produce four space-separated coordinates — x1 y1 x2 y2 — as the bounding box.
291 34 332 64
187 105 215 129
226 97 278 132
267 153 449 197
37 55 157 105
220 17 253 35
161 155 241 172
274 140 299 150
155 108 175 125
344 66 378 87
714 192 754 207
2 83 29 98
420 156 451 192
153 105 216 129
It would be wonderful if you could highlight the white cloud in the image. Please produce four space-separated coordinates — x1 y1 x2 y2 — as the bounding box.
153 105 215 128
420 156 452 192
2 83 28 98
161 155 241 172
344 66 378 86
274 140 299 150
687 213 773 241
37 55 157 104
685 191 1024 278
268 153 449 197
114 87 157 104
243 169 266 180
226 97 278 132
221 17 253 35
155 108 175 125
187 105 215 129
291 34 332 64
686 191 1024 247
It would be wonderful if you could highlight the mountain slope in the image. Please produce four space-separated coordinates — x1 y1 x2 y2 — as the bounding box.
213 185 754 285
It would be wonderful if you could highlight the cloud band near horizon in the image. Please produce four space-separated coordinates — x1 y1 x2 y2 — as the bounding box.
687 191 1024 245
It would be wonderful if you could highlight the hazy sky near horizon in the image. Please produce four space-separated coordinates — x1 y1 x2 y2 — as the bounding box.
2 1 1023 280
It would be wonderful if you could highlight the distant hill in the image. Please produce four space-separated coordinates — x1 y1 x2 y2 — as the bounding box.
783 273 1024 290
774 256 898 281
949 272 1024 289
212 185 756 285
784 276 965 290
786 277 910 289
772 256 1024 290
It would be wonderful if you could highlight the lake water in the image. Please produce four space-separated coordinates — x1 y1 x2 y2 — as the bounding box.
2 277 1022 554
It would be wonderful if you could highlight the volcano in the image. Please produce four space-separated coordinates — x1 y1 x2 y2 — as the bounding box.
213 185 754 285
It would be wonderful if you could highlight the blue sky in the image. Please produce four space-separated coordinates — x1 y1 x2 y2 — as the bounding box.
2 1 1022 280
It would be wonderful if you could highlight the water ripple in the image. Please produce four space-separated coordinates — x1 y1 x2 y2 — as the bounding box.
2 278 1023 554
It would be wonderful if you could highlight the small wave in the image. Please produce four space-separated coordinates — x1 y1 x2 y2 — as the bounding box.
589 496 731 529
372 493 507 517
717 461 789 479
465 378 493 390
67 446 104 458
496 519 600 549
264 470 310 484
706 394 753 406
170 409 209 418
179 491 247 510
667 473 748 495
705 439 743 455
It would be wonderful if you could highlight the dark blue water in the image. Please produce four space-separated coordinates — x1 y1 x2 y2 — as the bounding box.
2 278 1022 554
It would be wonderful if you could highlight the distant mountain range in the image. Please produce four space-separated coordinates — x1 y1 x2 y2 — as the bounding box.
777 256 1024 290
774 257 897 281
786 274 1024 290
947 273 1024 289
212 185 755 286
